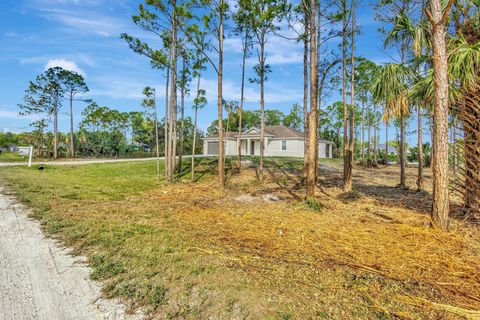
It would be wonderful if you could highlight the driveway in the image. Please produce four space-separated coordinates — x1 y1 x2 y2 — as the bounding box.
0 187 143 320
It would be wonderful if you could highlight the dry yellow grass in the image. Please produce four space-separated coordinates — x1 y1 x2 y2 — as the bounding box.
1 159 479 319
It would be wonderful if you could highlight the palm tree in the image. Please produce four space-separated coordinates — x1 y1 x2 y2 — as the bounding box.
372 63 411 185
384 10 433 190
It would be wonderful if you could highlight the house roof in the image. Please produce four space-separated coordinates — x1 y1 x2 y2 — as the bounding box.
204 125 334 143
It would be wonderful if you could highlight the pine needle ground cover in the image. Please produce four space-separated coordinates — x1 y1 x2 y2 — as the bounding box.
0 158 478 319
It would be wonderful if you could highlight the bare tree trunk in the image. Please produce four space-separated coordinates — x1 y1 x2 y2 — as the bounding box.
303 10 309 185
417 106 424 191
178 57 186 174
53 97 58 159
306 0 318 197
69 92 74 158
342 0 349 191
400 114 407 187
217 1 225 186
164 65 170 179
385 120 389 166
367 104 371 164
168 6 177 182
361 100 365 165
259 31 265 183
192 73 201 182
429 0 450 231
237 28 248 171
154 92 160 182
373 104 377 165
345 0 355 192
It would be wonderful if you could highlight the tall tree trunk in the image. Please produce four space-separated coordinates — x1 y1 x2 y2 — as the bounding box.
237 28 248 171
373 104 377 164
178 57 186 174
385 120 389 166
69 92 74 158
417 106 424 191
168 6 177 182
54 97 58 159
361 101 365 165
342 0 349 190
400 114 407 187
367 104 371 164
429 0 450 231
164 66 170 179
217 1 225 186
154 94 160 182
345 0 355 192
192 73 201 182
306 0 318 197
259 31 265 183
303 10 309 185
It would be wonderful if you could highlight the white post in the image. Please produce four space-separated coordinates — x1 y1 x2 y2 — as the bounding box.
28 146 33 167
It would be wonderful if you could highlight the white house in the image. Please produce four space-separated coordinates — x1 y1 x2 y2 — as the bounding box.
202 125 334 158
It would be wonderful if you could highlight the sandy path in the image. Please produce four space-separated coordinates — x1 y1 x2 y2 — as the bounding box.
0 187 144 320
0 155 209 167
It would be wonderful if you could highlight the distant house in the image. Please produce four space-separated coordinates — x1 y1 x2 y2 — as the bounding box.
202 125 334 158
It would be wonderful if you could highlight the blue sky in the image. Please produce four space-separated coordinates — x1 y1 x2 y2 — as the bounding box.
0 0 423 144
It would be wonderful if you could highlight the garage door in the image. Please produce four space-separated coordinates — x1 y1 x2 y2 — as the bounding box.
207 142 219 155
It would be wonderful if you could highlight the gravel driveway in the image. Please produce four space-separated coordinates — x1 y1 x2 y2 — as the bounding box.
0 187 143 320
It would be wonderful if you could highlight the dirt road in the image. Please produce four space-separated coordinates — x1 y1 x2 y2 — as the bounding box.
0 155 209 167
0 187 143 320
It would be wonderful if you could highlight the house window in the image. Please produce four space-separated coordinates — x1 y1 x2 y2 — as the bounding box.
282 140 287 151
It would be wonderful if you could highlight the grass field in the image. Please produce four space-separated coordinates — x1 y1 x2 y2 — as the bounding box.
0 157 479 319
0 151 28 162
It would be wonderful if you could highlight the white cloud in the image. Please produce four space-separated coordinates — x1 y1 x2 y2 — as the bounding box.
0 110 42 122
88 76 166 100
39 8 126 37
44 58 86 76
200 78 302 105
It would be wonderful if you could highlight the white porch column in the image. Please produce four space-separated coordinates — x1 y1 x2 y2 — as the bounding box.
247 138 251 156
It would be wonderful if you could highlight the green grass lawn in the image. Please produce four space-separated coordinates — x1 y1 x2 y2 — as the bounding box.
0 151 28 162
